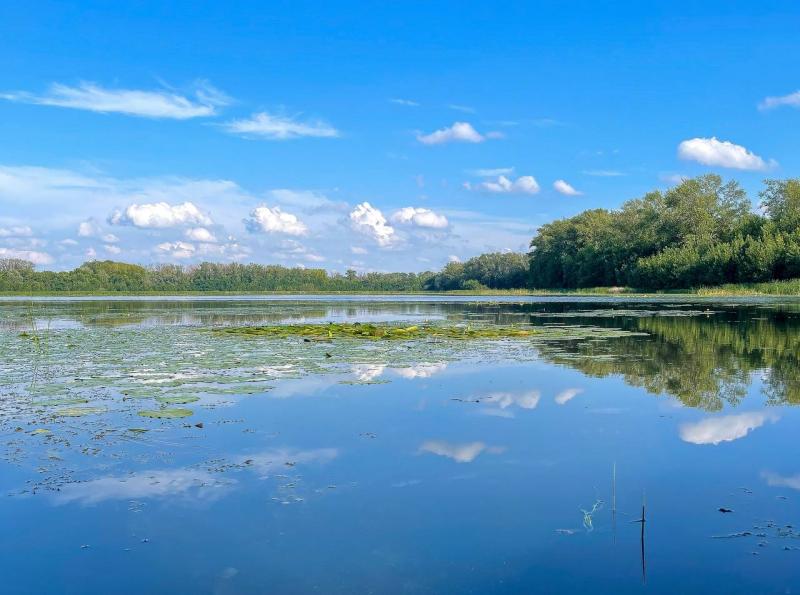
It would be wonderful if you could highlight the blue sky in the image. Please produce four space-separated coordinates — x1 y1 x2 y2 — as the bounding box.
1 1 799 271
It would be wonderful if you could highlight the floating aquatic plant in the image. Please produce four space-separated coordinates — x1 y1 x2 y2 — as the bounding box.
137 408 194 419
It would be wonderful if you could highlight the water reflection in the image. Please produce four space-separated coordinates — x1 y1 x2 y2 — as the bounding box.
418 440 504 463
679 412 778 445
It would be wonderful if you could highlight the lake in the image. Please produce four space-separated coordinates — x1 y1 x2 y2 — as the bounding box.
2 296 800 594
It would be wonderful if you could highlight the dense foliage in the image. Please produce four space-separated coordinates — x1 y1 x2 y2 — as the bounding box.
0 260 436 293
529 175 800 289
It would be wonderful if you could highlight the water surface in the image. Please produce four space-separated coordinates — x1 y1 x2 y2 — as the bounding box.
2 296 800 594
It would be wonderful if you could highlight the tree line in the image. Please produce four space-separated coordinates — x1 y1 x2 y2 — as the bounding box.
529 175 800 289
2 174 800 292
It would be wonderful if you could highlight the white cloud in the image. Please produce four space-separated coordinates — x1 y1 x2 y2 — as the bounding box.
553 180 582 196
677 137 774 171
156 241 195 259
0 225 32 237
468 167 514 177
104 244 121 255
223 112 339 140
582 169 625 177
555 388 583 405
447 104 476 113
1 81 229 119
758 90 800 111
0 247 53 265
390 98 419 107
78 220 98 237
465 175 540 195
102 233 119 243
185 227 218 243
245 205 308 236
419 441 491 463
349 202 395 246
110 201 212 228
85 247 97 259
391 207 449 229
679 412 777 445
350 246 368 255
417 122 486 145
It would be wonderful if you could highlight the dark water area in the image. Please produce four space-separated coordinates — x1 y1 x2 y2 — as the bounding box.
2 296 800 594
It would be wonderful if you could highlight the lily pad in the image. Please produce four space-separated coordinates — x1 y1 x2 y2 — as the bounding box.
155 395 200 405
138 408 194 419
54 406 107 417
34 397 89 407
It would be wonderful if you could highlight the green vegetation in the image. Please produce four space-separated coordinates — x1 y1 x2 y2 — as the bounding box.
138 408 194 419
4 175 800 293
217 322 537 340
529 175 800 290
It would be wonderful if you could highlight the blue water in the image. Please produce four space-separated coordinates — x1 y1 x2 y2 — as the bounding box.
1 298 799 594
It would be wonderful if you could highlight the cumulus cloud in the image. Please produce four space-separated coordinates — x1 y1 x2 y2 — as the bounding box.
110 201 212 228
465 175 540 195
1 81 229 119
223 112 339 140
0 247 53 265
78 220 99 237
102 233 119 243
156 241 196 259
553 180 582 196
417 122 487 145
185 227 218 243
104 244 121 255
677 137 775 171
419 440 501 463
351 364 386 382
391 207 449 229
679 412 777 445
349 202 395 246
245 205 308 236
758 90 800 111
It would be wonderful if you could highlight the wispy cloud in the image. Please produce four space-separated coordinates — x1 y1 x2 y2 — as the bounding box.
582 169 625 177
467 167 514 177
447 104 476 114
758 90 800 111
390 98 420 107
677 137 775 171
1 81 230 119
223 111 339 140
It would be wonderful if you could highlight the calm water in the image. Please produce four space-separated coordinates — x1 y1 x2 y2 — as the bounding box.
2 296 800 594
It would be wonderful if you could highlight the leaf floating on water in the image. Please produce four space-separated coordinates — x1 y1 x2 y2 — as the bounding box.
54 406 107 417
30 428 52 436
155 395 200 405
34 397 89 407
138 408 194 419
718 507 734 513
126 428 149 434
712 531 752 539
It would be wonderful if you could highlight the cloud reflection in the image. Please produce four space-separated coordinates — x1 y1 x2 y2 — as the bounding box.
56 469 232 505
555 388 583 405
419 440 503 463
393 363 447 379
761 471 800 491
679 412 778 445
